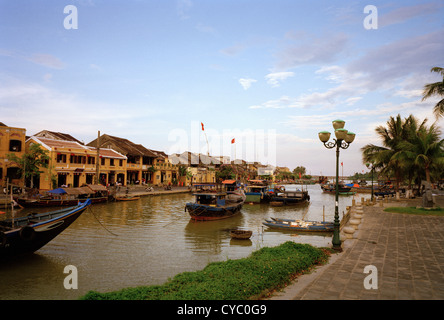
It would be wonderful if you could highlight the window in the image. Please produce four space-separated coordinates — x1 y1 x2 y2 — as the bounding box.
69 155 85 164
87 156 95 165
9 140 22 152
119 159 123 166
110 159 115 166
57 154 67 163
101 158 105 166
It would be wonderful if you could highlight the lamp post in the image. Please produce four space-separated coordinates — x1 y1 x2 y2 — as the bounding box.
318 119 355 251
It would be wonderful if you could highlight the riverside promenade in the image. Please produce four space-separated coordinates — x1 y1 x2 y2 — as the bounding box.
270 196 444 300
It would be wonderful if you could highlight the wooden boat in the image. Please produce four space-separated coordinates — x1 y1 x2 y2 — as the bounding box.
16 185 109 207
230 229 252 240
263 217 334 232
185 190 245 221
245 180 271 204
115 195 140 201
0 199 92 260
269 186 310 206
321 183 352 194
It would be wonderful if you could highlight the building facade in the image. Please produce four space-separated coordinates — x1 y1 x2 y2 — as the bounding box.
27 136 127 190
0 123 27 188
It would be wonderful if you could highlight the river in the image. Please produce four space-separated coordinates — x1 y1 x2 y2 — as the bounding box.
0 184 371 300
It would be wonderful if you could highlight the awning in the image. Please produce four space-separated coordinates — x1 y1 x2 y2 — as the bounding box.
62 187 86 195
222 180 236 184
78 186 95 194
86 184 108 192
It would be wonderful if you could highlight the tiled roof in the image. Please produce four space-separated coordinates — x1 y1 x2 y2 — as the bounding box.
87 134 158 158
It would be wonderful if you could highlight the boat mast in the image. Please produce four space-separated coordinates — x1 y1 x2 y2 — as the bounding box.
95 130 100 184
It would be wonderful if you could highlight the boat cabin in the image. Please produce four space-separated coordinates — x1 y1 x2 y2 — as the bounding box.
193 192 227 207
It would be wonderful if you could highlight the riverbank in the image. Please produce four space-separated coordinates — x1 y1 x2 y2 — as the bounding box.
80 241 332 300
269 196 444 300
114 185 191 198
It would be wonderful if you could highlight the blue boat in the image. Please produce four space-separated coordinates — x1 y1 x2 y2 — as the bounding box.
263 217 334 232
245 180 272 204
0 199 92 260
185 191 245 221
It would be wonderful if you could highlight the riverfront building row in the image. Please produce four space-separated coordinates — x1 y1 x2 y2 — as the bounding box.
0 123 219 191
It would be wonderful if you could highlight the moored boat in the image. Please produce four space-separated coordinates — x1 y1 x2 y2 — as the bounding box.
185 190 245 221
263 217 334 232
16 184 109 207
230 229 252 240
0 199 92 260
321 182 352 194
245 180 271 204
269 185 310 205
115 195 140 201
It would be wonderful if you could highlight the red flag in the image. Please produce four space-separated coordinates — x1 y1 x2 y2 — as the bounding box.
341 162 343 166
201 122 204 131
231 138 235 144
299 172 301 179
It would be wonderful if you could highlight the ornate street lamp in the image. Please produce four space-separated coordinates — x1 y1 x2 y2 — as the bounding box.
318 119 355 251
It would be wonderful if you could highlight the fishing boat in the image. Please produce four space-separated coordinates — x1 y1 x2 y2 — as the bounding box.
16 185 109 207
0 199 92 260
230 229 253 240
263 217 334 232
269 185 310 205
321 182 352 194
244 180 271 204
115 195 140 201
185 190 245 221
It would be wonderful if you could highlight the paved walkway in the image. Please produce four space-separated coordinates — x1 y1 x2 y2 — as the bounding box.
270 199 444 300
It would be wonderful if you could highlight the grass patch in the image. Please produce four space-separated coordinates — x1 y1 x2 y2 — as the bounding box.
384 206 444 216
80 241 331 300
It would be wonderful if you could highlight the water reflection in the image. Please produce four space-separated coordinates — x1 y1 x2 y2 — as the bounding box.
0 184 371 299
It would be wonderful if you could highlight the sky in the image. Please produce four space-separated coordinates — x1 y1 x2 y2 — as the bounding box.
0 0 443 176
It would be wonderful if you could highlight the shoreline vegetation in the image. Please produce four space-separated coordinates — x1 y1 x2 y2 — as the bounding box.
80 241 332 300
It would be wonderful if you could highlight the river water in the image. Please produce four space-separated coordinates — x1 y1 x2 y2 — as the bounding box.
0 184 371 300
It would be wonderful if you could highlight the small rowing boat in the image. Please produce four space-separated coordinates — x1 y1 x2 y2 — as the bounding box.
230 229 252 240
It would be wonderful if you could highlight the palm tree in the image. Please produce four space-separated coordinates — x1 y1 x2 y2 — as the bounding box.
361 114 411 190
422 67 444 119
396 119 444 184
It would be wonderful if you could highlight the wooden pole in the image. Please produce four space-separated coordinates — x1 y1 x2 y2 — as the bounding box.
95 131 100 184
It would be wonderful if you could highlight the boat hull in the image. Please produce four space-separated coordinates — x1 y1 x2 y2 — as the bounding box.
0 200 91 260
16 197 107 207
185 203 242 221
263 218 334 232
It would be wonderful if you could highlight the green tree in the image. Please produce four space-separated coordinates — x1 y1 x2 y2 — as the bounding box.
6 143 50 188
422 67 444 119
361 114 411 190
395 118 444 184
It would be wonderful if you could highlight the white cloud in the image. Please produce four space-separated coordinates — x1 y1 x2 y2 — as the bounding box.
249 95 302 109
238 78 257 90
275 33 349 70
265 71 294 87
379 1 444 28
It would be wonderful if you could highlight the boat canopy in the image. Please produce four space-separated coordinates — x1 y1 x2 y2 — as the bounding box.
48 188 67 194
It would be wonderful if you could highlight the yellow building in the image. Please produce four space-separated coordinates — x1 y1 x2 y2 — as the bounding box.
0 123 27 188
27 136 127 190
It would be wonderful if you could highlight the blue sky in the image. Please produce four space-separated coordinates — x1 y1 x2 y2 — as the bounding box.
1 0 443 176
